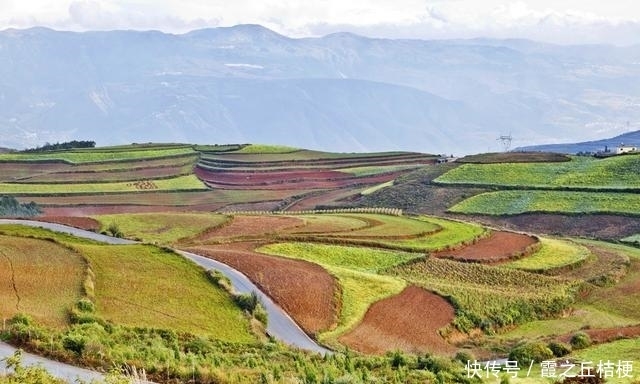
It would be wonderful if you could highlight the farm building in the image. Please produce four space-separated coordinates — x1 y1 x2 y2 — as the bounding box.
616 143 638 154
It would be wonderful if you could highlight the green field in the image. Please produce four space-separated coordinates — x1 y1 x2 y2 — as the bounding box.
0 146 196 164
436 155 640 189
234 144 301 154
94 212 230 243
73 243 254 342
0 175 207 195
449 190 640 216
506 238 591 273
336 164 423 177
0 235 85 327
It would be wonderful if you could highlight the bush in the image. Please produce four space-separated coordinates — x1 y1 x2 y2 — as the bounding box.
548 341 572 357
235 292 259 313
508 342 554 365
570 332 592 349
106 223 123 238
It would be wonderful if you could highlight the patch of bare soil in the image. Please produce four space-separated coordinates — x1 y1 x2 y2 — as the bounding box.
433 231 538 263
183 243 339 336
36 216 101 231
338 285 456 355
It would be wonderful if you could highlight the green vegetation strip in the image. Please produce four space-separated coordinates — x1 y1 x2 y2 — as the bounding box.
235 144 300 154
336 164 423 177
0 147 196 164
436 155 640 189
258 242 412 343
390 258 582 332
506 238 591 273
449 190 640 216
93 213 229 244
0 175 207 194
361 181 394 196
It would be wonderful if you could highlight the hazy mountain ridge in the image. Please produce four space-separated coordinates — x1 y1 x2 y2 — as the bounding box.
517 129 640 154
1 25 639 153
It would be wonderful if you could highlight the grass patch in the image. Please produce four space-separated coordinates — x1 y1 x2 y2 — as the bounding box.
573 338 640 365
324 214 440 238
506 238 591 273
73 243 255 343
93 212 230 244
235 144 300 154
449 190 640 216
0 175 207 195
258 242 421 273
0 235 85 327
361 180 394 195
337 164 423 177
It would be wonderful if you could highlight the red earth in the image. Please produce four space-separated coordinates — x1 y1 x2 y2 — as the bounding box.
184 242 339 336
433 231 538 263
35 216 102 231
338 285 456 355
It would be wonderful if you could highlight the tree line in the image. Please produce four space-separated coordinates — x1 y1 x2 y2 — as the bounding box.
22 140 96 153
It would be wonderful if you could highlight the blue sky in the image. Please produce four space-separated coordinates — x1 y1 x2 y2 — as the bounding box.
2 0 640 44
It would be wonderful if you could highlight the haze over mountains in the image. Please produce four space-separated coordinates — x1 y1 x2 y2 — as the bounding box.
1 24 640 154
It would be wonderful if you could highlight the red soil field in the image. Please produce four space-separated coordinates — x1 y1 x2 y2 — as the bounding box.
286 186 366 211
198 170 405 190
36 216 101 231
21 163 193 183
194 167 352 185
433 231 538 263
190 215 305 243
558 326 640 344
339 286 456 355
42 204 227 216
184 243 339 335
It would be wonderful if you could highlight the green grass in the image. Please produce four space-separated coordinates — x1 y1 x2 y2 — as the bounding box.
506 238 591 272
436 155 640 189
72 243 255 343
361 180 394 195
390 257 582 331
258 242 421 273
571 339 640 384
336 164 423 177
257 242 408 344
621 234 640 244
235 144 300 154
449 190 640 216
0 235 85 327
0 175 207 194
0 147 196 164
93 212 230 244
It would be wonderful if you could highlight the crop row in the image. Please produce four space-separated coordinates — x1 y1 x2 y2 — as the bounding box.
449 190 640 216
506 238 591 273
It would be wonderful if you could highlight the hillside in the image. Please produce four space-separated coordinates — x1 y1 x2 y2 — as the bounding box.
517 129 640 154
2 26 640 154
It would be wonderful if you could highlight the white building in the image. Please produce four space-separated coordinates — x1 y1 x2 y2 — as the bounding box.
616 144 637 155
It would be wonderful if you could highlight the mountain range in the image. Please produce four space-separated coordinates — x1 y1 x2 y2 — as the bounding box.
1 24 640 154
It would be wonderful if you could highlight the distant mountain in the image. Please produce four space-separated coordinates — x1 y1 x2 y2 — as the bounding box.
1 25 640 154
517 130 640 154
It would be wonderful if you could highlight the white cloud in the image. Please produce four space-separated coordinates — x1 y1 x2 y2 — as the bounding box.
0 0 639 44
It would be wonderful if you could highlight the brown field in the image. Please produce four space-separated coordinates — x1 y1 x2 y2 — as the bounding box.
184 243 339 336
188 215 305 243
20 163 194 183
338 286 456 355
457 152 571 164
558 325 640 344
194 167 352 185
0 235 85 327
433 231 538 263
36 216 101 231
286 186 367 211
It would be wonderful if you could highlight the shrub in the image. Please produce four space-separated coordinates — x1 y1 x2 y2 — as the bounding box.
235 292 259 313
570 332 592 349
508 342 554 365
548 341 572 357
106 222 123 238
62 333 87 355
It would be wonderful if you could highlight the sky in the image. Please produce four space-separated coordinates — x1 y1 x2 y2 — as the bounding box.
1 0 640 45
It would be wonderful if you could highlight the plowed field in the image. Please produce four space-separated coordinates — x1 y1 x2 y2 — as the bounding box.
338 286 455 355
433 231 538 263
184 243 339 335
